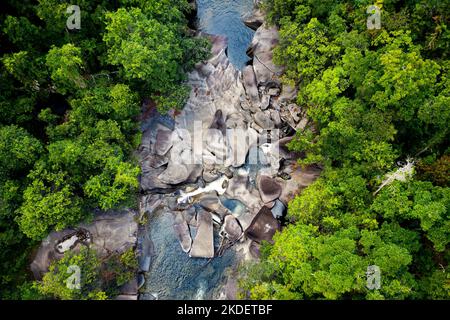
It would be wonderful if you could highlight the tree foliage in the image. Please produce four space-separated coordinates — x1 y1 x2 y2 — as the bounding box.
0 0 207 298
241 0 450 300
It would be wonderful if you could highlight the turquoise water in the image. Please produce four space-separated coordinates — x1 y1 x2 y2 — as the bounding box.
197 0 255 69
143 209 235 300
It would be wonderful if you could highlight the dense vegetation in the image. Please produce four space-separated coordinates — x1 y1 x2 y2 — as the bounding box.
240 0 450 299
0 0 208 299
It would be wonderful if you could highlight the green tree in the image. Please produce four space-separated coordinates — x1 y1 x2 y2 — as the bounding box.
17 163 84 240
46 44 86 94
37 246 107 300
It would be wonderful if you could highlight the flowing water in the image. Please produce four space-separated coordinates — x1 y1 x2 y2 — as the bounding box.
141 0 255 300
143 209 235 300
197 0 255 69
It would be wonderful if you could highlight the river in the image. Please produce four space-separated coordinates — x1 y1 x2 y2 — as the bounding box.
196 0 255 69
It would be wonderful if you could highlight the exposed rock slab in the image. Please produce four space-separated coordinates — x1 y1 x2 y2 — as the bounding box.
31 210 138 280
225 169 263 214
254 111 274 129
243 8 265 31
245 206 280 244
140 194 162 218
173 212 192 253
243 65 259 104
154 129 173 156
189 209 214 258
279 165 321 205
199 193 232 219
257 175 282 203
248 25 282 84
223 215 243 241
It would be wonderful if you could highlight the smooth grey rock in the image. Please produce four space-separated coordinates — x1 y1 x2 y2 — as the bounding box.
271 200 286 219
225 169 263 215
274 136 303 160
198 62 216 77
254 111 274 129
203 167 221 183
279 84 297 103
243 66 259 104
267 87 280 96
199 193 231 219
265 201 276 209
116 295 138 300
138 274 145 290
225 127 255 168
270 109 282 127
259 143 281 175
279 165 321 205
154 129 173 156
173 212 192 253
243 8 265 31
31 210 138 280
138 254 151 273
143 153 169 169
223 215 243 241
185 164 203 184
182 206 197 226
120 278 138 295
158 163 189 185
204 128 228 162
140 194 162 218
252 48 281 85
210 109 226 135
249 241 261 259
190 209 214 258
140 166 172 191
225 112 247 129
138 230 153 273
245 206 280 244
257 175 282 203
260 94 271 110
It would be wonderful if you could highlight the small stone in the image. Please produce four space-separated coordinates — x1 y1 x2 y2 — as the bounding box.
271 200 286 219
260 94 271 110
223 215 243 241
254 111 274 129
243 66 259 104
257 175 282 203
154 129 173 156
173 213 192 253
267 87 280 96
270 109 282 127
137 274 145 290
